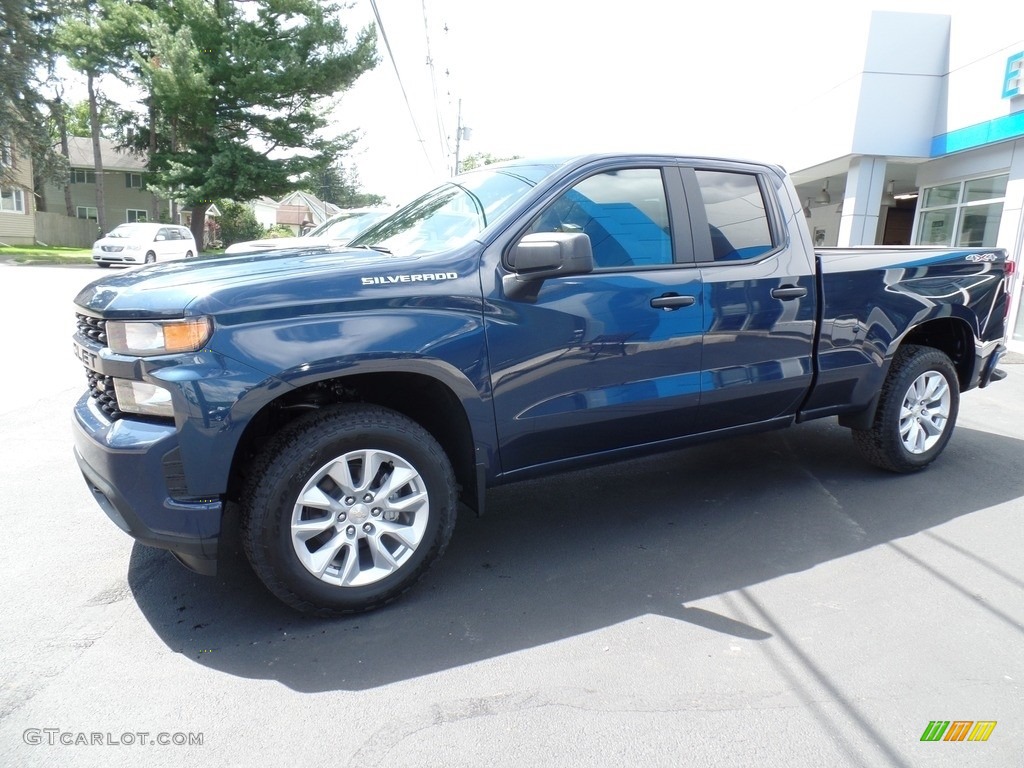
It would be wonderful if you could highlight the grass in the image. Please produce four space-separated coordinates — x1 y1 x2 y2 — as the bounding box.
0 245 93 264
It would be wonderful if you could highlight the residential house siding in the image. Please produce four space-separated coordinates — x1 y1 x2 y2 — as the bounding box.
0 138 35 245
44 137 164 231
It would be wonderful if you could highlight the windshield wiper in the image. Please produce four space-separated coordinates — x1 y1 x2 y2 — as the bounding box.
350 244 392 254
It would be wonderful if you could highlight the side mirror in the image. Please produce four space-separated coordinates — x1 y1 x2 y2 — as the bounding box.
155 235 166 241
503 232 594 300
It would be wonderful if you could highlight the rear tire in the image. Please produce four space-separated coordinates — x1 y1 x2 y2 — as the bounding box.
242 404 457 616
852 344 960 473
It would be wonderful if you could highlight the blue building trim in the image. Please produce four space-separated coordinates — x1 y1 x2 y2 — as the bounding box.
931 111 1024 156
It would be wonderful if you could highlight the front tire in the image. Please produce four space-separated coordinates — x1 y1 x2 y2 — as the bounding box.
242 404 457 615
852 344 960 473
144 251 156 264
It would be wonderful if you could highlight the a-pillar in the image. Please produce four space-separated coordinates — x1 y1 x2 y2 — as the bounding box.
837 156 888 246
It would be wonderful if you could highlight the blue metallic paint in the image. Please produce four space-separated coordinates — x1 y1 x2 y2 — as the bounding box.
70 154 1010 570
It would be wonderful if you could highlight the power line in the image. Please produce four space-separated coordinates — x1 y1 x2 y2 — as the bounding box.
421 0 451 168
368 0 436 173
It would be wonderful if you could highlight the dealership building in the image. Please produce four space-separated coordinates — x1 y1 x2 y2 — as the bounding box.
778 11 1024 351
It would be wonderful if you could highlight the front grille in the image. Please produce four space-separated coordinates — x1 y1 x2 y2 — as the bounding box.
86 369 123 421
76 313 107 346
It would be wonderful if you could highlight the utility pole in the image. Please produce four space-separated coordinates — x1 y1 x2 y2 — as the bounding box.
453 99 472 175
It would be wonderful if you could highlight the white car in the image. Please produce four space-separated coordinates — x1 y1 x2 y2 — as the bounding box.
92 223 197 268
223 208 391 254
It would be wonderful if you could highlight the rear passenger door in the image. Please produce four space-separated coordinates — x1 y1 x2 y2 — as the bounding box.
487 162 705 474
682 166 817 431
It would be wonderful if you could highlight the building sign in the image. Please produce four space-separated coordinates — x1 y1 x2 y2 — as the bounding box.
1003 52 1024 98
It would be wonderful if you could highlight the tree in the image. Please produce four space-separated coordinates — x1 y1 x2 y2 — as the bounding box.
0 0 65 190
315 163 386 209
460 152 522 172
142 0 378 249
64 99 116 138
216 200 263 247
55 0 150 235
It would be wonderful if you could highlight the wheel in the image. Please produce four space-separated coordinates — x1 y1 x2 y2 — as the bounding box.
852 344 960 473
185 250 195 259
242 404 457 615
144 251 156 264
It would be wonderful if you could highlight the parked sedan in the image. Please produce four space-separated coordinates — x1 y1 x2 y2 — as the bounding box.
223 208 391 254
92 223 197 268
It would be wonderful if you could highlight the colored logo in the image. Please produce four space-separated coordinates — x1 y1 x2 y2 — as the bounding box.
920 721 997 742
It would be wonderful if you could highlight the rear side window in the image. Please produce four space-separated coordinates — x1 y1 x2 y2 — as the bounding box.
693 170 773 262
527 168 672 269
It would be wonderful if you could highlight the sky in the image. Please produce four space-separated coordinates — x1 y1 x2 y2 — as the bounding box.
334 0 1024 204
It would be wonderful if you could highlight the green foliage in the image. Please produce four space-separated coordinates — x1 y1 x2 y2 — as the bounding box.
0 0 63 186
314 163 387 208
460 152 522 172
64 99 116 138
216 200 264 247
264 224 295 239
142 0 379 214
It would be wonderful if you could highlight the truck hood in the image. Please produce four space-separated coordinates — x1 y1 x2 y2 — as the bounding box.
73 246 450 318
223 235 334 254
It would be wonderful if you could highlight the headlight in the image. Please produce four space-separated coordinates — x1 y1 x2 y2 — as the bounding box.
113 379 174 418
125 243 142 251
107 318 212 356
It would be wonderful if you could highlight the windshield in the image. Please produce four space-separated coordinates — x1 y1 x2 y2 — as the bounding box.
108 225 142 239
350 164 558 257
313 211 390 241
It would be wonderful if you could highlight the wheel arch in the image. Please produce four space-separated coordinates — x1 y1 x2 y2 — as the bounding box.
227 368 487 515
897 315 975 390
839 315 974 430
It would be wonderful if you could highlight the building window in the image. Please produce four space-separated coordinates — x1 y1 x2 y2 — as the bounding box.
916 174 1009 247
125 173 143 189
1 188 26 213
77 206 98 221
71 169 97 184
126 209 147 223
0 140 12 168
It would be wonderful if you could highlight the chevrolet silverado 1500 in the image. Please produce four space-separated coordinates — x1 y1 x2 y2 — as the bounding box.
72 154 1012 614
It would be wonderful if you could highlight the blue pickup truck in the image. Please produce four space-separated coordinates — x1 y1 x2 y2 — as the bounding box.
72 154 1012 615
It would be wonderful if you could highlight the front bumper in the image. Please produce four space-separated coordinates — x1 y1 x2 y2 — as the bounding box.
73 393 221 575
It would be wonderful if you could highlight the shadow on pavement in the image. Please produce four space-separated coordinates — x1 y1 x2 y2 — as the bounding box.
127 418 1023 691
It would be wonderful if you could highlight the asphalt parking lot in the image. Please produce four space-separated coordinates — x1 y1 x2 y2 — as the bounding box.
1 262 1021 767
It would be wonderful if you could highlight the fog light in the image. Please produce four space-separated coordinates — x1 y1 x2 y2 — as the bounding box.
113 379 174 418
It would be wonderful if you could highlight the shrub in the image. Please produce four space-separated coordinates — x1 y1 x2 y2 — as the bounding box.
217 201 264 247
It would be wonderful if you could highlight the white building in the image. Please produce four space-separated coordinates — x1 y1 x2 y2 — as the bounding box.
775 11 1024 351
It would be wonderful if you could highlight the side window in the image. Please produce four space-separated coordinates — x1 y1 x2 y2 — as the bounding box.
527 168 672 269
693 170 774 262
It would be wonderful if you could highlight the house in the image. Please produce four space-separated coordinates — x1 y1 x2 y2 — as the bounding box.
276 190 341 234
43 136 165 230
251 196 280 230
0 137 36 246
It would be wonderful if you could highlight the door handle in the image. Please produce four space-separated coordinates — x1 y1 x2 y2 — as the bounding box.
650 294 696 310
771 286 808 300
